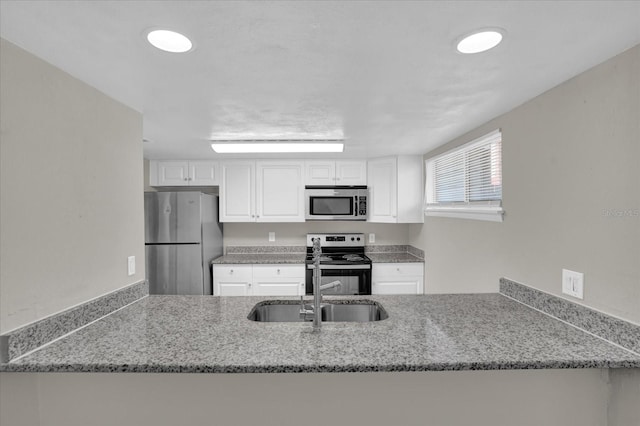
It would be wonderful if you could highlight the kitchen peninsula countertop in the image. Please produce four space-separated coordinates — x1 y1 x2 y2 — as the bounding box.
2 294 638 373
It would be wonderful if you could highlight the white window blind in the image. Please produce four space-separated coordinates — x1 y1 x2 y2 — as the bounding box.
425 129 503 222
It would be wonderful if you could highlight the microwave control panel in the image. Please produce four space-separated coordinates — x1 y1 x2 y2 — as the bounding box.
358 196 367 216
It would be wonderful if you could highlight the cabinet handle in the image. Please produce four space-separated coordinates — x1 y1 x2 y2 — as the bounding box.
230 269 234 274
248 283 252 287
277 269 280 274
184 177 188 181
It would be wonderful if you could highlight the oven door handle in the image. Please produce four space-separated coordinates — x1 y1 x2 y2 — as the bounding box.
306 264 371 270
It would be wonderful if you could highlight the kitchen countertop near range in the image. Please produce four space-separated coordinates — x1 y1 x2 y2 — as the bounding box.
211 253 306 264
366 252 423 263
211 244 424 265
2 294 638 373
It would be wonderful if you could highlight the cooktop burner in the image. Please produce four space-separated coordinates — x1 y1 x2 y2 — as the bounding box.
305 233 371 265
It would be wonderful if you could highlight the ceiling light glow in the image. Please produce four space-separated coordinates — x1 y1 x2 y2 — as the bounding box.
147 30 192 53
211 141 344 154
456 30 503 54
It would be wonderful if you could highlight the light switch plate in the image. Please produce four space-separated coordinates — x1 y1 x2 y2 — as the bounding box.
268 232 275 242
127 256 135 276
369 233 375 243
562 269 583 299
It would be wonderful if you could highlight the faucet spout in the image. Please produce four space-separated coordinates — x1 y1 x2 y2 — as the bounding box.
319 280 342 291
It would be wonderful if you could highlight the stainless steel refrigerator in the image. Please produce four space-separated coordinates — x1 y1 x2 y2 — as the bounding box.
144 192 223 295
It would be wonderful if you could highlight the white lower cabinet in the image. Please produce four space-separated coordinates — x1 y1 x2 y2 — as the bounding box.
213 264 305 296
212 265 253 296
372 263 424 295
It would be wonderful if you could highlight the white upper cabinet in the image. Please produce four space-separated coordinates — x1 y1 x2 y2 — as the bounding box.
150 160 219 186
305 160 367 186
220 161 256 222
336 161 367 186
367 156 423 223
256 161 305 222
189 161 220 185
220 160 304 222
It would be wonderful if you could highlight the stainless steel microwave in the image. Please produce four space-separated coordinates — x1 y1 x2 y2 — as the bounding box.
304 187 368 221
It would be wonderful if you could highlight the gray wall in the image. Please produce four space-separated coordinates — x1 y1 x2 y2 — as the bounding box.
0 39 145 334
223 222 410 248
410 45 639 324
4 369 635 426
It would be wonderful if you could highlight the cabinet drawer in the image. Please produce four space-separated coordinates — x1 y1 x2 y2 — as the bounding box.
213 265 252 281
373 263 423 277
252 265 305 279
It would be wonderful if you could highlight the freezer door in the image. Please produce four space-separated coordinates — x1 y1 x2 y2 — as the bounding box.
144 192 202 244
146 244 204 295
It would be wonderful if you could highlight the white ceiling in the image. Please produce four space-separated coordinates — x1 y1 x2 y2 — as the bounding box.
1 1 639 160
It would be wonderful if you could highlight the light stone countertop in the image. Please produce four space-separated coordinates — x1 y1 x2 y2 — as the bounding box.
211 254 306 264
366 252 423 263
211 252 423 264
2 294 638 373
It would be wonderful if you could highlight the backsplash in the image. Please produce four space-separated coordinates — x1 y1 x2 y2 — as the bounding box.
500 278 640 355
0 280 148 363
225 244 424 259
226 246 305 254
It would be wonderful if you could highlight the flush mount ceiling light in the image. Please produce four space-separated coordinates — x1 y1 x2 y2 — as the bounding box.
211 140 344 153
146 29 193 53
456 29 504 54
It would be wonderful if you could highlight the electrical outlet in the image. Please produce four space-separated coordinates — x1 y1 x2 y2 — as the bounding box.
562 269 584 299
127 256 135 276
268 232 275 242
369 233 375 243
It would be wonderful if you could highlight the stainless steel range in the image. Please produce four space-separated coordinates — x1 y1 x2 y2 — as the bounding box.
305 233 372 295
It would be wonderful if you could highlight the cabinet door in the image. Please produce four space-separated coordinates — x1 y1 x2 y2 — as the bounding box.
252 265 305 295
372 263 424 294
367 157 397 222
252 280 304 296
336 160 367 186
305 161 336 186
189 161 219 186
157 161 190 186
256 161 304 222
218 281 252 296
213 265 252 296
220 162 255 222
372 278 423 295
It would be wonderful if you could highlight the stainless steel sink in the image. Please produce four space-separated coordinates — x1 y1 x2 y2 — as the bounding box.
248 300 388 322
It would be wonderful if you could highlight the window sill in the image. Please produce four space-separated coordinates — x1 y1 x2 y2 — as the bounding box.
424 206 504 222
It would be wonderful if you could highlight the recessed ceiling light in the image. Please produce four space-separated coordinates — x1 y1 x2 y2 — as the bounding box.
211 140 344 154
146 29 193 53
456 30 503 54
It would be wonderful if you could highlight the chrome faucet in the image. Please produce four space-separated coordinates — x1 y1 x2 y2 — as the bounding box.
300 237 341 330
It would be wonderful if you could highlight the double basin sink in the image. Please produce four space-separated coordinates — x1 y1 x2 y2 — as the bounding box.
248 300 388 322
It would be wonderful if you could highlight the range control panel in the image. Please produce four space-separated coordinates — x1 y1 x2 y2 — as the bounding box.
307 233 365 248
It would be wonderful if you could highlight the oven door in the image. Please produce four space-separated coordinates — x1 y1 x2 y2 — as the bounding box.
305 264 371 295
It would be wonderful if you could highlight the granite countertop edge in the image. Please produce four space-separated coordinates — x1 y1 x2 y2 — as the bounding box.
3 359 638 374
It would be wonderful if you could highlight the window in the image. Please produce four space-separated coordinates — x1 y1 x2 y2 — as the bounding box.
425 129 503 222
